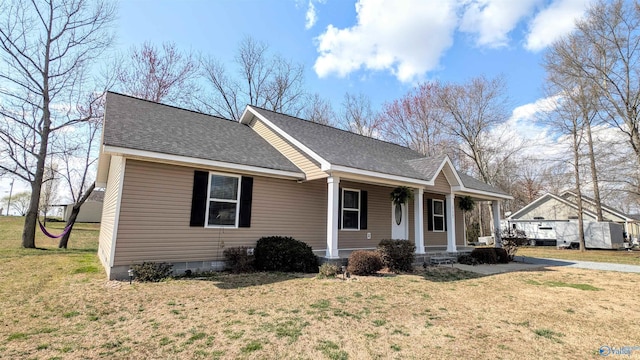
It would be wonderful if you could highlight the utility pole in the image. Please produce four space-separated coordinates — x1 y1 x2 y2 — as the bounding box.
6 180 14 216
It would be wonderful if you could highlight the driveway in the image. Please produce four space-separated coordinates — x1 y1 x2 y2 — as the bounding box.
451 256 640 275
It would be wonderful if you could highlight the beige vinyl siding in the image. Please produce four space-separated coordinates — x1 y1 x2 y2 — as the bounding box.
408 194 464 247
338 181 392 248
424 192 447 246
112 160 327 266
98 155 124 271
432 172 451 194
515 197 596 221
250 118 327 181
563 193 625 222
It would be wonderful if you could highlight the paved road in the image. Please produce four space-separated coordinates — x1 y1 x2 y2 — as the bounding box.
452 256 640 275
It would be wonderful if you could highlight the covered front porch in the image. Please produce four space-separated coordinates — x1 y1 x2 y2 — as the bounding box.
321 172 507 261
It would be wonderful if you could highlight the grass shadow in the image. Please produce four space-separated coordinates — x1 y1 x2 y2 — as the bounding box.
177 271 310 289
420 267 486 282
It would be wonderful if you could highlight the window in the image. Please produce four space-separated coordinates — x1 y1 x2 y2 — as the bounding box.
432 199 444 232
342 189 360 230
206 173 240 227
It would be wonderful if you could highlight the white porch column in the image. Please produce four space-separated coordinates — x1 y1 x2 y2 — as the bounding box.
446 192 456 253
414 188 425 254
492 200 502 248
326 176 340 258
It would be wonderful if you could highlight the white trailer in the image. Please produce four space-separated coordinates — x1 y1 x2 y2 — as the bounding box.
556 221 624 249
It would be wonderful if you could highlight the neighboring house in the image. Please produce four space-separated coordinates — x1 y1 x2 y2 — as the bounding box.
507 191 639 242
62 189 104 223
96 93 511 279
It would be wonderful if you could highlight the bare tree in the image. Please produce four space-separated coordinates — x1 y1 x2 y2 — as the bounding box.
303 93 335 126
378 82 454 157
0 0 115 248
435 75 516 184
199 37 307 120
552 1 640 195
545 27 606 220
340 92 382 137
3 191 31 216
548 96 588 251
114 41 199 108
54 114 101 248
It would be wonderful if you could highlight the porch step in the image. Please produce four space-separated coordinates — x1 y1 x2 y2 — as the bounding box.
429 256 457 265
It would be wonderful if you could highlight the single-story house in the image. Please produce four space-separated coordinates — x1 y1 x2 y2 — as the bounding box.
62 189 104 223
506 191 639 242
97 92 511 279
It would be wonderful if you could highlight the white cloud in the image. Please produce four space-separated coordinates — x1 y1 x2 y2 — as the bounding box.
305 1 317 30
312 0 593 82
459 0 542 48
524 0 592 51
313 0 458 83
510 94 560 122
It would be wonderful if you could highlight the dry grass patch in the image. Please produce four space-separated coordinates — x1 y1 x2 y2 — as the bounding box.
1 217 640 358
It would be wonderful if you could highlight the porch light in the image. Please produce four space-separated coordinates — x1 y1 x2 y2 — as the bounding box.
128 268 135 284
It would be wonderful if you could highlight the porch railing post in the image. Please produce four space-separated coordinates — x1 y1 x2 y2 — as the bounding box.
446 192 457 253
414 188 425 254
326 176 340 258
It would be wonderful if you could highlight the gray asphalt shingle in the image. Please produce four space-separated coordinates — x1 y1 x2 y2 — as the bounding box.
250 106 440 181
251 106 509 196
103 93 301 174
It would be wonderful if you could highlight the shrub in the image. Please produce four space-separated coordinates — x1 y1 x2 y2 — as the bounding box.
317 263 339 278
347 250 383 276
501 227 528 261
377 239 416 272
254 236 318 273
470 248 498 264
494 248 509 264
457 254 479 265
223 246 255 273
131 262 173 282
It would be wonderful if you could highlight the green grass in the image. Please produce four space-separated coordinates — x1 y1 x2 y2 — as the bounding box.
526 279 601 291
518 247 640 266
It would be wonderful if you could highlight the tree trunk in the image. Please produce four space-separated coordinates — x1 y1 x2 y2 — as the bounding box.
59 182 95 249
572 129 586 252
585 121 603 221
22 126 49 248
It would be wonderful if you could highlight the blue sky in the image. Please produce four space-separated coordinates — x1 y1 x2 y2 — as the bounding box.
113 0 591 112
1 0 595 210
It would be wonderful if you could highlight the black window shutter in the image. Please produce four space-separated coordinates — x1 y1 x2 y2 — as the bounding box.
338 188 342 229
190 171 208 227
360 190 368 230
427 199 433 231
238 176 253 228
444 198 448 231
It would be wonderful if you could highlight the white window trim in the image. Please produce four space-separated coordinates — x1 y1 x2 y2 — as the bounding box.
205 172 241 228
341 188 360 231
432 199 445 232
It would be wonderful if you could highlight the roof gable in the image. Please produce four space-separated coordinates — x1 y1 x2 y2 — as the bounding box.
560 190 633 221
102 93 302 174
509 192 598 220
245 106 431 179
242 105 511 198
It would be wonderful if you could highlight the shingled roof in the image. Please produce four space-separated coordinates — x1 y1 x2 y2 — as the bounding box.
457 173 509 196
249 106 442 181
248 106 509 196
103 92 301 174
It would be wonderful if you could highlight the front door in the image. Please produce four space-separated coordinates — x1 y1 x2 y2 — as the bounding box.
391 201 408 240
